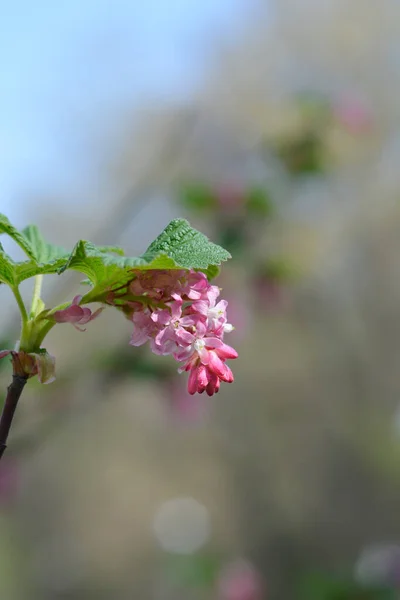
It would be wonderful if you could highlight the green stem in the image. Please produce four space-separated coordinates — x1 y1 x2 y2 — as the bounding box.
30 274 43 317
11 286 28 325
34 320 56 349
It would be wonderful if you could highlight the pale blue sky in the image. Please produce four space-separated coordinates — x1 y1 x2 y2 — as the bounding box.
0 0 251 222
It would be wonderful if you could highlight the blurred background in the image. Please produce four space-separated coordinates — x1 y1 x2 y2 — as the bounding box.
1 0 400 598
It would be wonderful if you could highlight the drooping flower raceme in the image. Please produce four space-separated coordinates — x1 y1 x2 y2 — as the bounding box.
0 214 235 464
1 270 236 395
109 270 238 396
2 271 236 395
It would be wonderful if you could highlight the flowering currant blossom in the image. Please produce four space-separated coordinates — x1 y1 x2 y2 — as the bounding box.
173 321 237 396
150 300 199 355
53 295 103 331
191 285 232 333
109 269 238 396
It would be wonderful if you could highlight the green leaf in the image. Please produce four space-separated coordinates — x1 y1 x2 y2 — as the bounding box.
142 219 231 269
13 257 71 285
0 213 35 260
0 217 229 294
0 246 16 286
201 264 220 280
90 245 125 256
59 240 149 290
9 226 70 285
21 225 68 264
0 220 71 285
60 219 230 299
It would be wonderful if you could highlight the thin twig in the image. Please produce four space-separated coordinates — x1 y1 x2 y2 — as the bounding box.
0 374 28 460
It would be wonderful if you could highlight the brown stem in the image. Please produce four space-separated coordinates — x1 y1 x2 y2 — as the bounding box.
0 374 28 461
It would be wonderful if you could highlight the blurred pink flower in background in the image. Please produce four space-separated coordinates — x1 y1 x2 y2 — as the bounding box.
167 380 208 425
333 95 373 135
216 183 246 213
218 559 264 600
254 278 292 313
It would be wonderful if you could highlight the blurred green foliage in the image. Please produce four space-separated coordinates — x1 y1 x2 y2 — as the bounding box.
276 133 325 176
298 572 397 600
163 553 221 589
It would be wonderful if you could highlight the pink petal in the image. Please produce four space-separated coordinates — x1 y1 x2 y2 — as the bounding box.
196 364 209 393
130 329 150 346
187 366 198 395
214 299 228 313
151 337 176 355
191 300 209 315
90 307 104 321
187 289 203 300
53 304 84 323
151 309 171 325
179 315 198 327
78 307 93 324
216 343 238 360
206 372 220 396
208 351 228 379
175 328 195 345
195 321 207 337
170 300 183 320
198 346 210 365
207 286 221 305
174 347 195 363
220 364 234 383
205 338 238 359
204 337 223 348
154 328 167 345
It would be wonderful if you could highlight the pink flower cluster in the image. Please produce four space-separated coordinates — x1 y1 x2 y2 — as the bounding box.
117 270 238 396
